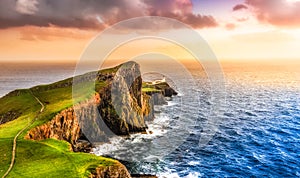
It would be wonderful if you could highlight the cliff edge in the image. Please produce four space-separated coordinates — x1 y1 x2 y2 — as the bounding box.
22 61 174 177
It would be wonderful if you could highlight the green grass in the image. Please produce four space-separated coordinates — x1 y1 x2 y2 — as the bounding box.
0 90 41 175
0 90 40 120
141 87 160 92
141 82 161 93
0 139 12 175
5 139 116 178
0 67 119 178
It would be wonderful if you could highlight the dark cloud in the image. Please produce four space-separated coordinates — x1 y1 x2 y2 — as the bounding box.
0 0 218 29
245 0 300 27
233 4 248 11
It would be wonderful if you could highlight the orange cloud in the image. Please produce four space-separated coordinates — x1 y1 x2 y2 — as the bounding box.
19 25 96 41
0 26 97 61
225 23 236 30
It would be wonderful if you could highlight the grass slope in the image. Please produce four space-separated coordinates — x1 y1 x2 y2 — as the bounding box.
0 68 118 177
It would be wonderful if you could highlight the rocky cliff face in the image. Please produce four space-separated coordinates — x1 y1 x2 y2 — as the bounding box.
141 93 154 121
26 61 178 146
26 62 155 146
90 163 131 178
143 82 178 105
25 61 175 177
26 108 80 143
98 61 147 135
25 107 94 152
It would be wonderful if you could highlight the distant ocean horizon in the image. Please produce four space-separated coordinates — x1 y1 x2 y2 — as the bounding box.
0 62 76 97
1 61 299 177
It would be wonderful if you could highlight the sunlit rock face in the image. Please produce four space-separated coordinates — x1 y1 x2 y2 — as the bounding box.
99 61 147 135
25 62 154 144
25 61 176 151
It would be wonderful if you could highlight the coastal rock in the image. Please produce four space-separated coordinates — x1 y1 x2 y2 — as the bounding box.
90 163 131 178
0 110 21 125
150 93 167 105
74 98 109 144
141 93 154 121
25 61 155 147
25 62 177 146
24 61 176 178
97 61 148 135
152 82 178 97
143 82 177 105
25 108 86 150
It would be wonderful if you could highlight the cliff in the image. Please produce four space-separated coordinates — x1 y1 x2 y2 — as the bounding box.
23 61 175 177
25 107 94 152
97 62 147 135
26 62 154 148
143 81 178 105
26 62 177 146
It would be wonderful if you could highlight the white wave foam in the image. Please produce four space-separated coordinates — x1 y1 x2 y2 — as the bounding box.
93 114 172 157
158 172 180 178
185 172 201 178
145 115 171 136
167 101 177 106
176 92 183 97
188 161 200 166
158 171 201 178
92 136 123 156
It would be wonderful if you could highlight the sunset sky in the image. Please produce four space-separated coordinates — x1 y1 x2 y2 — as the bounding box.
0 0 300 62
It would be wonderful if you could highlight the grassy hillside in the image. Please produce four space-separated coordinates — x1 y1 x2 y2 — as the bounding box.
0 68 119 177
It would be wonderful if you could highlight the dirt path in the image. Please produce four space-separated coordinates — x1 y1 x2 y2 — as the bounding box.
2 91 44 178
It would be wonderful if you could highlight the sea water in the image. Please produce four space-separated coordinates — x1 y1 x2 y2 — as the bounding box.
1 61 299 178
0 62 76 97
93 62 300 177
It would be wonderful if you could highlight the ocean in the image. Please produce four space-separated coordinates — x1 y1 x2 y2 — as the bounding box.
0 62 76 97
1 61 299 178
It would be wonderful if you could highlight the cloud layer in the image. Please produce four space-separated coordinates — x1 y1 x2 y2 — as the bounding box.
245 0 300 27
16 0 39 15
0 0 218 29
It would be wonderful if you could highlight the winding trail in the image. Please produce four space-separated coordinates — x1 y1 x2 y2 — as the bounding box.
2 91 44 178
